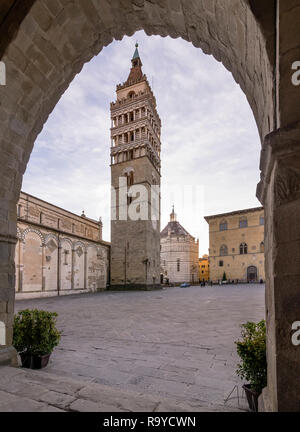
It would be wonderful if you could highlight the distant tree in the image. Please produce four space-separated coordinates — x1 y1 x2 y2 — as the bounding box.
222 272 227 282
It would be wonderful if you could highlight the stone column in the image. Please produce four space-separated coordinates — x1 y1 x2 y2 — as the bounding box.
257 123 300 411
41 244 46 292
71 249 75 290
57 243 62 296
18 240 24 293
0 235 18 366
84 250 87 290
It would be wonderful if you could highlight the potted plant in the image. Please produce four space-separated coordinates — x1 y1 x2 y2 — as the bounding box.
13 309 61 370
235 320 267 412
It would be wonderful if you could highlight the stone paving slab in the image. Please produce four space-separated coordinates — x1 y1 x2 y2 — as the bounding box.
0 366 244 412
3 284 265 412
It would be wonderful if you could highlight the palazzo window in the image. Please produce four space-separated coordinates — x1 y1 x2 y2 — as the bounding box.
220 245 228 256
239 217 248 228
260 242 265 253
260 215 264 226
219 220 228 231
240 243 248 255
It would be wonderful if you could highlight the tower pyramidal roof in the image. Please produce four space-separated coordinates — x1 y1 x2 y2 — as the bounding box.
125 43 145 86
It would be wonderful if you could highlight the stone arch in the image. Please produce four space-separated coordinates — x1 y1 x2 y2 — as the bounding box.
44 234 58 293
73 241 87 253
23 227 45 246
59 237 74 250
16 227 22 240
73 241 86 290
123 167 135 175
60 237 73 291
22 228 44 292
0 1 275 227
44 233 59 245
86 244 107 292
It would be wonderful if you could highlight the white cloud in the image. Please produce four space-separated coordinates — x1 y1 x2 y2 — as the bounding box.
23 31 261 256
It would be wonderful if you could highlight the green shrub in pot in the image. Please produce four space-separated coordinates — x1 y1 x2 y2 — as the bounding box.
13 309 61 368
235 320 267 411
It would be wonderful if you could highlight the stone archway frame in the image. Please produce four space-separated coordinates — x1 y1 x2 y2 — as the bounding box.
1 0 297 412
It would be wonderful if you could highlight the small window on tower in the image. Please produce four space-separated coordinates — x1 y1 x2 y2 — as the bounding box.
177 259 180 272
127 172 134 187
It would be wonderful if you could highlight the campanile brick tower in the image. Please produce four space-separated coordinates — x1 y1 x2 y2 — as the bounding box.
110 44 161 290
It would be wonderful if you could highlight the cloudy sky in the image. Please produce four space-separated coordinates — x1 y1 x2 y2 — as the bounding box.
22 30 262 256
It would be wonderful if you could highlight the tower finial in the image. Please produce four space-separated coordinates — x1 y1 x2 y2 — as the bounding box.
132 42 141 63
170 205 177 222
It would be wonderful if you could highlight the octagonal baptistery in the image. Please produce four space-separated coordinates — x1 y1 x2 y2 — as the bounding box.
160 208 199 285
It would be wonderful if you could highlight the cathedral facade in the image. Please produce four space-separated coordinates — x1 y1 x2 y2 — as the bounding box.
15 192 110 299
205 207 265 283
160 208 199 285
110 45 161 290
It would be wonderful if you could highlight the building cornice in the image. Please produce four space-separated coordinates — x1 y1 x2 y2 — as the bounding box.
204 206 264 222
17 218 111 248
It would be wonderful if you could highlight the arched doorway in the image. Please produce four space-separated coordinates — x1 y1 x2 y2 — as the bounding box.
247 266 258 283
0 0 299 412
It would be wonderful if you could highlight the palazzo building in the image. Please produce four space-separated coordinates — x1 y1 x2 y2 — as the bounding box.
15 192 110 299
199 254 210 282
160 207 199 285
110 44 161 290
205 207 265 283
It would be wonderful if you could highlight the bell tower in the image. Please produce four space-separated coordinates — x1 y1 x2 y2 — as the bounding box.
110 44 161 290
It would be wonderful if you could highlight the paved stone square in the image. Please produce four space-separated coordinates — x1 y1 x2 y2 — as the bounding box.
8 284 265 411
